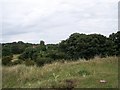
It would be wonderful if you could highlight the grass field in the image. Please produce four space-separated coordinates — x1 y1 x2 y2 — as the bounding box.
2 56 118 88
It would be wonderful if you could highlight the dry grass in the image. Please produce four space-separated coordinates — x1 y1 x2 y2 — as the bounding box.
2 56 118 88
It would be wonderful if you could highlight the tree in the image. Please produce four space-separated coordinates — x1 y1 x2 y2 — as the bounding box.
19 47 37 60
40 40 45 46
39 40 46 51
2 45 12 56
109 31 120 56
59 33 115 60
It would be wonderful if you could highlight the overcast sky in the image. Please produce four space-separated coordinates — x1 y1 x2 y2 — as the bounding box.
1 0 118 44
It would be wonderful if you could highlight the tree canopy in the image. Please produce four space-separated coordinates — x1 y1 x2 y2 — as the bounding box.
2 31 120 66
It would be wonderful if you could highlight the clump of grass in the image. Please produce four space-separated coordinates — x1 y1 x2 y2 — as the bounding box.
52 73 59 82
78 69 90 77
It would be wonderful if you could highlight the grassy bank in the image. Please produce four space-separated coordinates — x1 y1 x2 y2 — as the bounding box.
2 56 118 88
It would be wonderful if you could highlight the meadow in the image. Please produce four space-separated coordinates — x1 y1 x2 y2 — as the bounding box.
2 56 118 88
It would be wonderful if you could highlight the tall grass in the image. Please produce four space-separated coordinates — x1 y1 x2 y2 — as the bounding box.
2 56 118 88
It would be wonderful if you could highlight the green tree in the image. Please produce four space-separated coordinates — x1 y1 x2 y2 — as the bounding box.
109 31 120 56
59 33 115 60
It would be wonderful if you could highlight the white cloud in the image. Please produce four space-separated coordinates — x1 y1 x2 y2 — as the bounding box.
1 0 119 44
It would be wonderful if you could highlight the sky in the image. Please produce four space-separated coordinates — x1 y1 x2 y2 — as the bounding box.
1 0 118 44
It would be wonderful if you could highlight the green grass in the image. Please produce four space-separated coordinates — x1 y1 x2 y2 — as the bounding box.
2 56 118 88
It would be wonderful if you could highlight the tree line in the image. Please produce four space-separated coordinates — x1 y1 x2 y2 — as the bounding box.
2 31 120 66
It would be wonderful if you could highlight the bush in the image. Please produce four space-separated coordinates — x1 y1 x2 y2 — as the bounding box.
24 60 35 66
35 57 53 66
2 55 13 66
11 59 23 65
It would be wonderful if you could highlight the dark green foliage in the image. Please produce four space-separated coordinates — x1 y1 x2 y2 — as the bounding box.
40 40 45 45
35 57 53 66
59 33 117 60
2 41 33 56
2 31 119 66
19 47 37 60
2 55 13 66
2 45 12 56
46 50 66 60
39 40 46 51
24 60 35 66
109 31 120 56
19 42 59 66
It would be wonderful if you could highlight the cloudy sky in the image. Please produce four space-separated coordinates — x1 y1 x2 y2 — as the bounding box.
1 0 118 44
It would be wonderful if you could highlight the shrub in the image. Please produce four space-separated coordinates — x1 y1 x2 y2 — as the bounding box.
35 58 45 66
12 59 23 65
35 57 53 66
24 60 35 66
2 55 13 66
